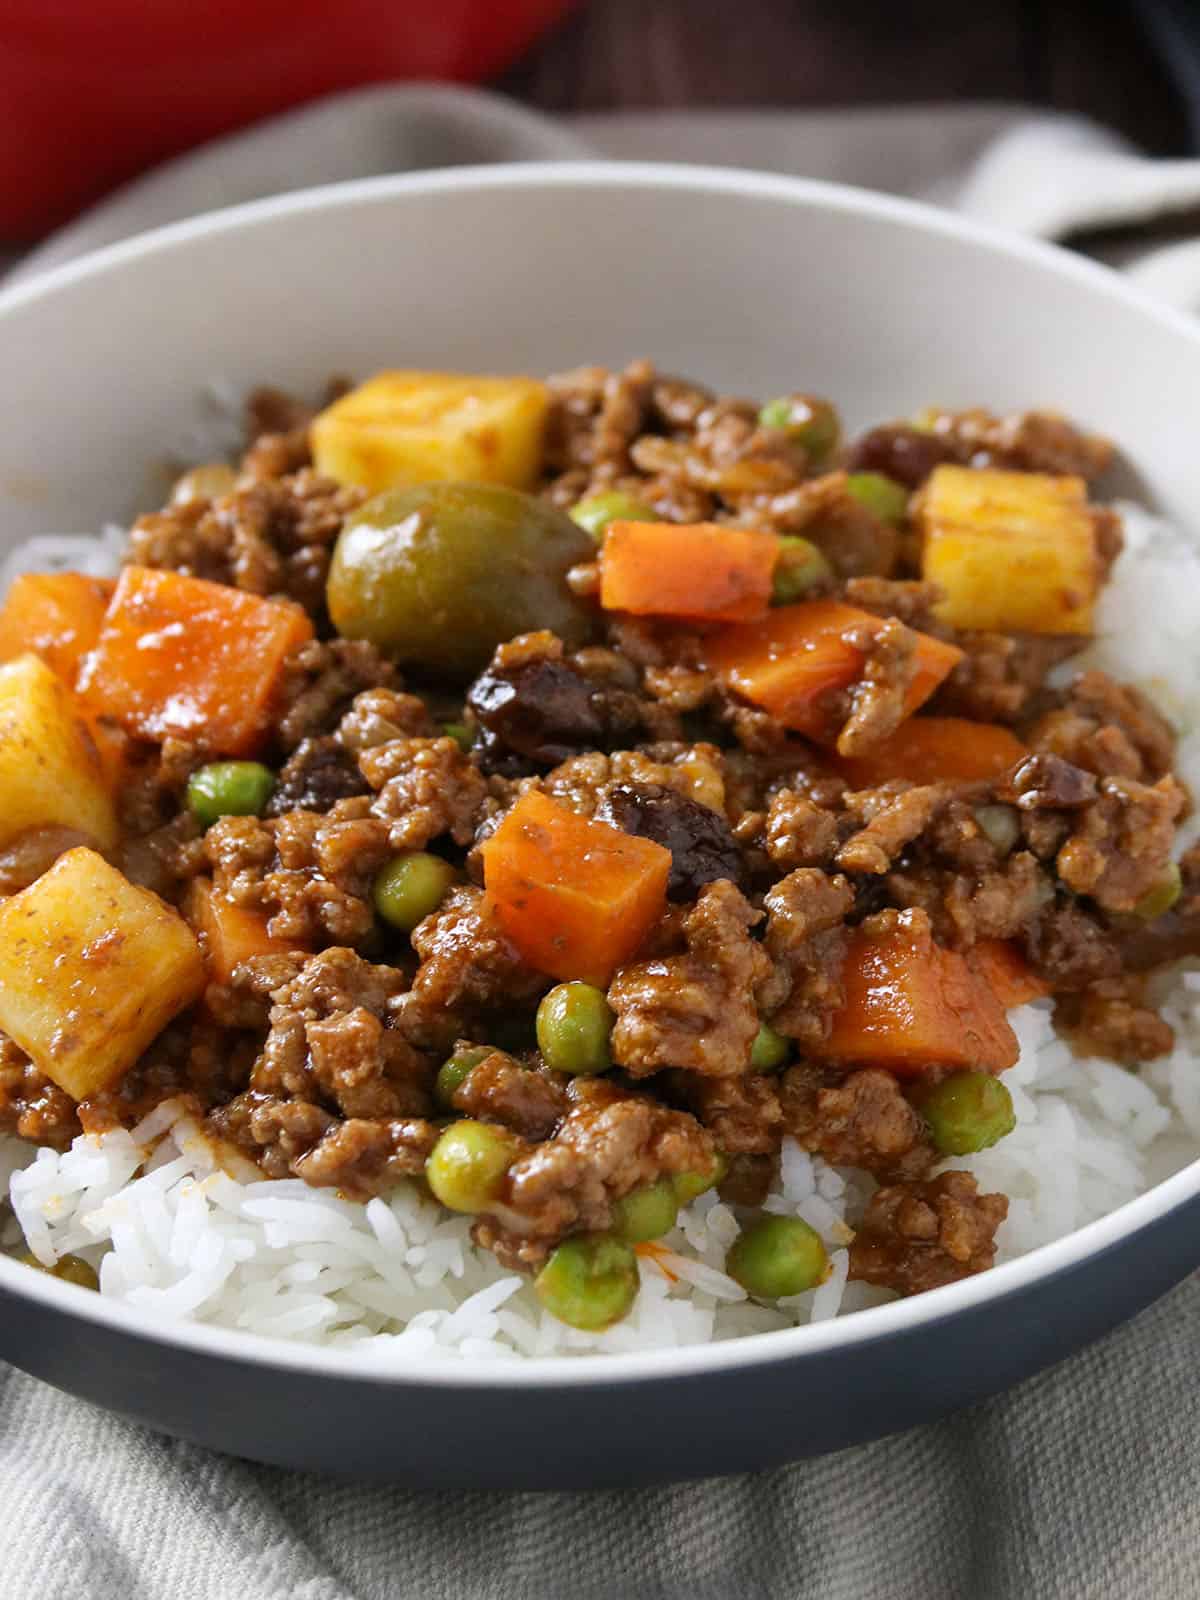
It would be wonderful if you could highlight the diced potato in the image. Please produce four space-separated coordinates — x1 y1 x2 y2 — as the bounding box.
918 465 1097 635
311 370 551 494
0 654 117 852
0 847 204 1101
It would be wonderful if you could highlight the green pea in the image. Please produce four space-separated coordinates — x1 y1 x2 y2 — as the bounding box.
570 491 662 541
726 1215 828 1300
18 1251 99 1291
770 536 833 605
372 852 457 933
443 721 475 754
671 1149 728 1206
750 1021 791 1073
536 982 614 1076
534 1234 639 1330
1133 863 1183 921
425 1120 521 1213
845 470 909 526
611 1179 679 1244
186 761 276 828
435 1046 492 1108
913 1072 1016 1156
757 394 842 464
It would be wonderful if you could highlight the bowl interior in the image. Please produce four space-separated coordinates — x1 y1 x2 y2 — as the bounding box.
2 161 1200 1385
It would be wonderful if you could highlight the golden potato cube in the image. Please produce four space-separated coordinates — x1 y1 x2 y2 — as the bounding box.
0 847 204 1101
0 653 117 852
311 370 551 494
919 465 1098 635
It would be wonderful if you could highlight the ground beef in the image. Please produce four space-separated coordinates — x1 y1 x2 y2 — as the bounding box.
733 471 898 579
1024 899 1121 991
919 407 1114 479
835 618 919 756
848 1171 1009 1294
608 881 771 1078
275 639 399 752
763 789 843 870
0 1035 79 1148
942 850 1053 946
758 869 855 1046
336 688 435 753
1056 776 1185 913
1026 670 1176 782
780 1064 936 1182
1055 976 1174 1064
842 578 943 626
359 736 487 851
267 736 369 815
719 1153 781 1207
206 801 390 948
128 470 366 613
679 1071 783 1156
837 784 947 875
934 633 1083 724
466 631 607 772
450 1050 568 1143
399 885 547 1051
598 781 744 900
473 1077 714 1270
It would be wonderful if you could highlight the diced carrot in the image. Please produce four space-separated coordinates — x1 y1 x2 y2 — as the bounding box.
813 910 1019 1076
480 789 671 986
705 599 964 749
184 877 301 986
600 521 777 623
969 937 1051 1009
833 717 1027 789
79 566 314 755
0 572 114 687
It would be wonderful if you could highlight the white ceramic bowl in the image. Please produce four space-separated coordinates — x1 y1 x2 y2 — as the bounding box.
1 163 1199 1485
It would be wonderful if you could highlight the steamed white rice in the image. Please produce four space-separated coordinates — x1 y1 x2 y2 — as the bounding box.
3 500 1200 1362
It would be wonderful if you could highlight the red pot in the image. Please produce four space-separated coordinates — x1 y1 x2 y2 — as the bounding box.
0 0 574 237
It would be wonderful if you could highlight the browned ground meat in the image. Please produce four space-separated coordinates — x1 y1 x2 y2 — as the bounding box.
1055 976 1175 1063
337 687 436 753
608 881 771 1077
679 1071 783 1155
450 1050 568 1143
917 407 1114 478
758 869 855 1046
1027 670 1176 781
0 1034 80 1148
780 1065 936 1182
848 1171 1009 1293
764 788 843 870
360 736 488 851
1055 776 1185 913
275 639 399 751
837 784 947 875
473 1077 715 1269
734 471 898 579
934 633 1083 724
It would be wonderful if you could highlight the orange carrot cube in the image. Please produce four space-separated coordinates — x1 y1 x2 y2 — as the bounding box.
185 877 302 986
480 790 671 985
600 522 777 623
79 566 313 755
0 572 114 687
833 717 1026 789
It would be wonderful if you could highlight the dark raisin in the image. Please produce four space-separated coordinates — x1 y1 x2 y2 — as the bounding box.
467 658 606 773
267 737 368 815
845 425 955 490
598 782 745 901
999 753 1099 811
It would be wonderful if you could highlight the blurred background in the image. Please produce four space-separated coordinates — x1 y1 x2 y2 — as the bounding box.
2 0 1197 245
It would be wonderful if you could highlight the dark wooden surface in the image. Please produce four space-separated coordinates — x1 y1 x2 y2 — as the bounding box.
500 0 1191 156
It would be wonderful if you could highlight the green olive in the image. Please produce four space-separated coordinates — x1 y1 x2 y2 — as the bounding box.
671 1149 728 1206
750 1021 791 1073
771 536 833 605
570 490 662 541
186 761 276 828
845 471 909 525
534 1234 639 1330
912 1072 1016 1156
536 982 614 1076
435 1045 492 1108
611 1179 679 1244
726 1216 828 1300
758 394 842 464
425 1119 521 1213
18 1251 99 1290
327 482 596 678
372 852 457 933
